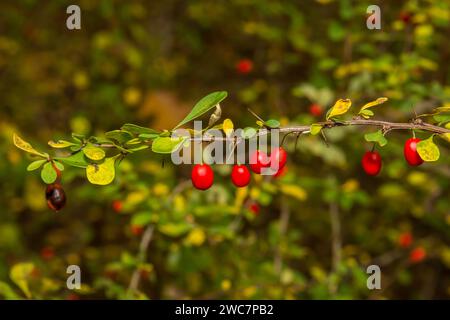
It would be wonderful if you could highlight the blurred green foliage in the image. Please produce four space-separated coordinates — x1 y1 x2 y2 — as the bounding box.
0 0 449 299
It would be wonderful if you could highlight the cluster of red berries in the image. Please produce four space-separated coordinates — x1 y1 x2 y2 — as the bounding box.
361 137 423 176
191 147 288 190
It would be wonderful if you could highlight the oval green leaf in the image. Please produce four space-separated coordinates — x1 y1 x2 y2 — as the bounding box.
151 136 186 154
41 162 57 184
364 130 388 147
27 159 47 171
83 145 106 161
55 152 89 168
173 91 228 129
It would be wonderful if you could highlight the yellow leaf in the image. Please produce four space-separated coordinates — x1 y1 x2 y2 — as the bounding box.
86 157 116 185
223 118 234 137
310 124 323 136
48 140 75 148
280 184 307 201
83 145 106 161
440 133 450 143
10 262 35 299
185 228 206 246
326 99 352 120
13 134 48 158
358 97 388 113
417 136 440 162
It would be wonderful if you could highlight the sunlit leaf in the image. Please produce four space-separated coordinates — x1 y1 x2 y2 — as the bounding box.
439 133 450 143
55 152 89 168
83 145 106 161
13 134 48 158
359 109 374 119
417 136 440 162
358 97 388 113
27 159 47 171
280 184 307 201
48 140 76 148
86 157 116 185
223 118 234 137
326 99 352 120
310 124 323 136
364 130 388 147
173 91 228 129
10 262 35 299
151 136 186 154
265 119 280 128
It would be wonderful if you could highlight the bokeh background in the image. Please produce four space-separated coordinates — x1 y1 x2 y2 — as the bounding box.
1 0 449 299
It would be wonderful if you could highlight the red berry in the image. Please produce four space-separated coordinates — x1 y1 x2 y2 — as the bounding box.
45 183 66 212
112 200 123 213
404 138 423 166
236 59 253 74
191 164 214 190
270 147 287 171
274 165 287 178
231 165 251 187
399 11 412 24
309 104 323 117
249 203 260 215
409 246 426 263
131 225 144 236
249 150 270 174
40 247 55 260
361 151 382 176
398 232 413 248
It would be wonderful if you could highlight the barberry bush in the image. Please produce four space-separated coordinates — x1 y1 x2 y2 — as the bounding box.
1 0 450 299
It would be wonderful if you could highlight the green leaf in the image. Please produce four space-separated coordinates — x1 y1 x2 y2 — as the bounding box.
417 136 440 162
48 140 76 148
105 130 133 144
433 114 450 124
310 124 323 136
364 130 388 147
71 133 85 143
359 109 374 119
264 119 280 128
131 212 152 226
121 124 160 136
173 91 228 129
83 145 106 161
41 162 57 184
138 133 161 140
86 157 116 185
55 152 89 168
54 161 64 171
0 281 22 299
242 127 257 139
159 223 191 237
151 136 186 154
10 262 35 299
27 159 47 171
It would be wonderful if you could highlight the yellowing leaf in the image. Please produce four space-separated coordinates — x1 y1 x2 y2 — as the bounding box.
83 145 106 161
48 140 75 148
310 124 323 136
417 136 440 162
359 97 388 113
86 157 116 185
223 118 234 137
10 262 35 299
185 228 206 246
280 184 307 201
13 134 48 158
326 99 352 120
439 133 450 143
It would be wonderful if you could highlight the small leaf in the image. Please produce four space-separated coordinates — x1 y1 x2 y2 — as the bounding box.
326 98 352 120
41 162 57 184
121 124 160 136
131 212 152 226
151 136 186 154
364 130 388 147
264 119 280 128
310 124 323 136
417 136 440 162
13 134 48 158
439 133 450 143
256 120 264 127
242 127 257 139
71 133 85 143
105 130 133 144
27 160 47 171
138 133 160 140
358 97 388 113
173 91 228 129
83 145 106 161
54 161 64 171
55 152 89 168
223 118 234 137
359 109 374 119
48 140 75 148
10 262 35 299
280 184 307 201
86 157 116 185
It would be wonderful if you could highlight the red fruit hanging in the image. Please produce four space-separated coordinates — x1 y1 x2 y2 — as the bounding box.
309 104 323 117
409 246 426 264
404 138 423 166
270 147 287 171
361 151 382 176
398 232 413 248
249 203 260 215
249 150 270 174
236 59 253 74
191 164 214 190
231 165 251 187
45 183 66 212
112 200 123 213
